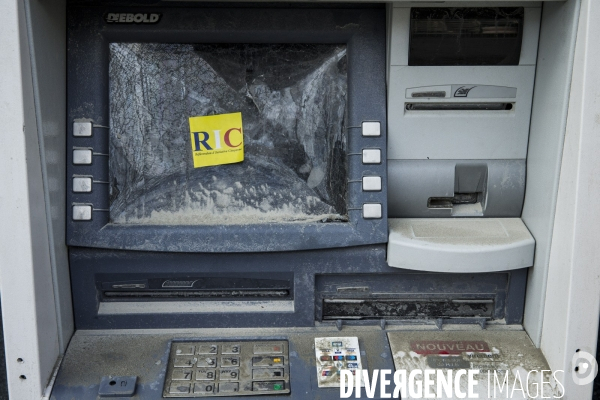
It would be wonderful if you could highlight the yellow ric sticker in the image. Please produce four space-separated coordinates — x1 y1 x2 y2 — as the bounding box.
189 112 244 168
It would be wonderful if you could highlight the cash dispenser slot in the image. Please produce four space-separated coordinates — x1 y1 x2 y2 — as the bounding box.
322 298 495 320
315 274 511 322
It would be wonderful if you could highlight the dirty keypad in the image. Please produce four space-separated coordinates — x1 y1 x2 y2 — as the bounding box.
164 341 290 397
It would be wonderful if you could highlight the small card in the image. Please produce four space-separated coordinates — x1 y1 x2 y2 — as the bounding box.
189 112 244 168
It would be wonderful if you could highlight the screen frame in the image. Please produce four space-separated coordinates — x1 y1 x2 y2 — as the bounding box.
67 4 388 253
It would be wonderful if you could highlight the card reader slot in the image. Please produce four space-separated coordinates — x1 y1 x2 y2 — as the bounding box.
428 193 478 209
103 289 289 299
406 102 513 111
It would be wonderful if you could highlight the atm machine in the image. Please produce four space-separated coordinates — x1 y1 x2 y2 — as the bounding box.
2 0 596 399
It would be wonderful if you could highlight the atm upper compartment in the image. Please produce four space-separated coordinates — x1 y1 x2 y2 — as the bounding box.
387 4 541 161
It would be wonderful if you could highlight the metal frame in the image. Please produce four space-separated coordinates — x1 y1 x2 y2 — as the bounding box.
539 0 600 396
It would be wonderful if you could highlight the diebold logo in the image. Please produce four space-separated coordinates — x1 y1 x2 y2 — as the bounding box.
104 13 161 24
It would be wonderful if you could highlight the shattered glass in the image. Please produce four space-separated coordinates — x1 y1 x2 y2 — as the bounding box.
108 43 348 224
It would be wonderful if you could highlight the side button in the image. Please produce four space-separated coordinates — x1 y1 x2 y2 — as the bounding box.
73 120 93 137
73 176 92 193
362 203 382 219
73 148 93 165
362 149 381 164
72 204 92 221
362 176 382 191
362 121 381 137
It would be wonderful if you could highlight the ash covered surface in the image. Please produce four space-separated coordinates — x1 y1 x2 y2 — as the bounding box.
109 43 348 224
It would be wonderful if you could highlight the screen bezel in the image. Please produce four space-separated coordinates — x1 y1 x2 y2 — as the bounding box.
67 4 388 253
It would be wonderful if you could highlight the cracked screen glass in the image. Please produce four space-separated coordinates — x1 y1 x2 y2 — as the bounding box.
109 43 348 224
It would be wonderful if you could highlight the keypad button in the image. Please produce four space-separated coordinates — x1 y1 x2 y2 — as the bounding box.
222 344 241 354
196 369 216 381
169 383 191 394
175 344 195 356
171 370 193 381
253 343 284 354
253 381 285 391
193 383 215 394
221 357 239 367
196 357 217 368
173 357 197 368
197 344 218 354
218 382 239 393
252 356 283 367
219 369 239 381
252 368 284 380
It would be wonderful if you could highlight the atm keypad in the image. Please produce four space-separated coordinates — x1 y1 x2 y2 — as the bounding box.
164 341 290 397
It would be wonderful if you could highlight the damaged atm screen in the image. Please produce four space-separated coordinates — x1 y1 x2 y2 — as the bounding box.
108 43 348 225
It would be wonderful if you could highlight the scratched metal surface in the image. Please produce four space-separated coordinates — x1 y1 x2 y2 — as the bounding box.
50 327 396 400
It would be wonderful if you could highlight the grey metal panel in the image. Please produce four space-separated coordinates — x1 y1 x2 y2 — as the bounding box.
66 5 388 253
69 245 526 329
387 330 552 397
521 0 582 347
24 0 73 352
504 267 528 325
388 66 536 160
388 160 526 218
50 329 396 400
